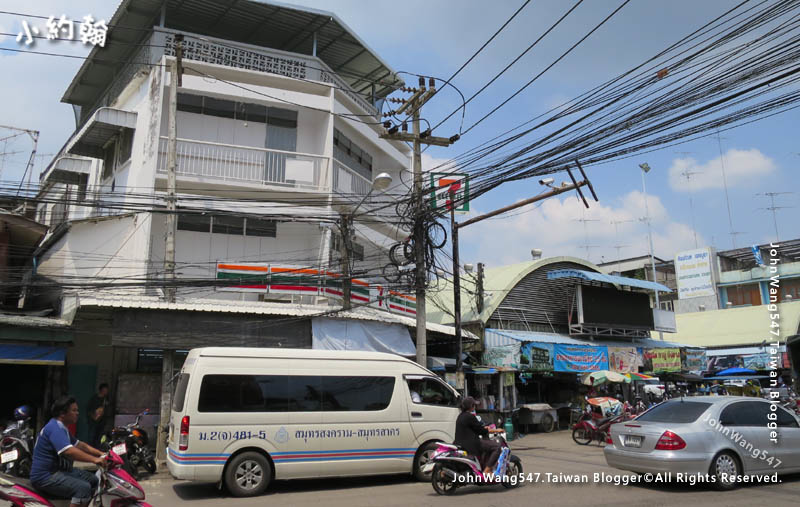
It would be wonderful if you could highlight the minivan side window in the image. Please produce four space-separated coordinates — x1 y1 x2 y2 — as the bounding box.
198 374 395 412
406 378 457 407
172 373 190 412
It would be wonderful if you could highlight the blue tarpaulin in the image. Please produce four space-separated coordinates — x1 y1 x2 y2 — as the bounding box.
0 344 66 365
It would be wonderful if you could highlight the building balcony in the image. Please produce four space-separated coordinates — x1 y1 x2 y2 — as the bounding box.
156 137 330 192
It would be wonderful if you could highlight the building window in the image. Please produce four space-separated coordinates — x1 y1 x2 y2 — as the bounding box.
726 283 761 307
177 212 276 238
333 128 373 180
245 218 277 238
102 139 116 180
118 129 134 165
136 349 189 373
177 213 211 233
211 215 244 235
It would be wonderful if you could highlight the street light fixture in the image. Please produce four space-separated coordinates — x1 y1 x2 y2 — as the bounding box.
341 172 393 310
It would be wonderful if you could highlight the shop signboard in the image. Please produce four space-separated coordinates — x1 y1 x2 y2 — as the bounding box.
608 346 642 373
674 247 716 299
553 344 608 373
519 342 554 371
643 348 681 372
681 348 707 371
483 343 520 368
741 352 776 370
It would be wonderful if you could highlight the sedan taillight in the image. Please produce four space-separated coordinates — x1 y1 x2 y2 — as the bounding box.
654 430 686 450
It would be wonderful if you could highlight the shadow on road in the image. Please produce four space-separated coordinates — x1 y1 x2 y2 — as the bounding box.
172 474 417 500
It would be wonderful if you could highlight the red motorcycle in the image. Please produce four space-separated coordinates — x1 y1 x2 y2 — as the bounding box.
571 405 630 445
0 450 150 506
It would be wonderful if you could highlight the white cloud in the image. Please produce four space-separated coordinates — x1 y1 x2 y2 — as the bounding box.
668 148 776 192
459 191 702 267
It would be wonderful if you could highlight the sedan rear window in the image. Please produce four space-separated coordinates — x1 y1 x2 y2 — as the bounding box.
636 401 711 423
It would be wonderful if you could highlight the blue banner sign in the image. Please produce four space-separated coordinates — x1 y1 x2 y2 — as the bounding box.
553 344 609 372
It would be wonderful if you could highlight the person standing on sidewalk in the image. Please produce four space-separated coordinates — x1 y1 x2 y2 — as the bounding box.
86 383 110 448
30 396 105 507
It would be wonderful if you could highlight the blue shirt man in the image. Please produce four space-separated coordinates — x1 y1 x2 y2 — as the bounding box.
30 396 105 507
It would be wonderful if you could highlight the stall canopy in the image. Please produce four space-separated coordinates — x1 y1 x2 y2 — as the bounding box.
0 344 66 365
546 269 672 293
311 317 415 356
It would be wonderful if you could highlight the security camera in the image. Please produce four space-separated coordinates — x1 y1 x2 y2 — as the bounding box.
539 177 555 186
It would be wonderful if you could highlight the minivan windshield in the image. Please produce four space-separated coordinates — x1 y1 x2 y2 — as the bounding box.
636 401 712 423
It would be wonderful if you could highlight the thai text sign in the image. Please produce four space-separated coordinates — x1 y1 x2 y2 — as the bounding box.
681 348 707 371
553 344 608 372
675 247 716 299
645 348 681 372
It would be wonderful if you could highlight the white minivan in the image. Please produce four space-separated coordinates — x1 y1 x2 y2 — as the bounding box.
166 347 460 496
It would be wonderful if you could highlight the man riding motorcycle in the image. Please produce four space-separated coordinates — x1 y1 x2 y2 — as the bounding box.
29 395 106 507
453 397 505 475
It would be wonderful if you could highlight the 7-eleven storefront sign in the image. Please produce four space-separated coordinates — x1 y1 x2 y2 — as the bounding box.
215 263 416 316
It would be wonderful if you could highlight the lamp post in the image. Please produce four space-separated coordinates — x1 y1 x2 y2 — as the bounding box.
639 162 663 340
341 172 393 310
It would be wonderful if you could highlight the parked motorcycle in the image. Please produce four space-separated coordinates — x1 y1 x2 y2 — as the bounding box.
99 410 156 480
0 449 150 506
424 430 523 495
572 406 630 445
0 406 34 478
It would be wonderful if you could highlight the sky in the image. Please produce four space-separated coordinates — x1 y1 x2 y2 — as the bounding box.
0 0 797 270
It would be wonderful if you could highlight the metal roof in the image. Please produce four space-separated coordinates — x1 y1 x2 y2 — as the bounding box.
66 108 138 158
62 0 403 109
546 268 672 293
484 328 690 349
76 294 477 340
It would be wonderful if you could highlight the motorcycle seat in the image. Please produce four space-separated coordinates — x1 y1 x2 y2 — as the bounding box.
0 474 73 507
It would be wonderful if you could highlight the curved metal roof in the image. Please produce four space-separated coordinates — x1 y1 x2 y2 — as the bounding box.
62 0 403 108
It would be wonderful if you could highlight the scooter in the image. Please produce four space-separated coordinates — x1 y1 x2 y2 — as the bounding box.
100 410 156 479
0 450 150 506
424 431 523 495
571 406 629 445
0 406 34 478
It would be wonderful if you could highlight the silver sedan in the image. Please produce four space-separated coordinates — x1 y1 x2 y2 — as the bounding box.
604 396 800 489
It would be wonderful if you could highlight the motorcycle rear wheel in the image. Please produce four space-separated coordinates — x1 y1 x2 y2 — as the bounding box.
431 463 457 496
144 459 157 474
572 427 592 445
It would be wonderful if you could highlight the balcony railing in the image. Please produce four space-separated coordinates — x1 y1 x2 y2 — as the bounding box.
156 137 330 192
332 159 371 197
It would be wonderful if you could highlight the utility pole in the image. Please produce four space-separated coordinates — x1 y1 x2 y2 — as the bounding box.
380 76 458 368
157 33 183 468
340 218 353 309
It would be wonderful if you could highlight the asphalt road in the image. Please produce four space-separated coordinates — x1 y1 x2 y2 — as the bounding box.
140 431 800 506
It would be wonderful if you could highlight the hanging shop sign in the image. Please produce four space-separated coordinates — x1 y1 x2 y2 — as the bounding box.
483 343 520 369
553 344 608 373
429 173 470 213
674 247 716 299
608 346 643 373
519 342 554 372
681 348 707 371
742 352 776 370
643 348 681 372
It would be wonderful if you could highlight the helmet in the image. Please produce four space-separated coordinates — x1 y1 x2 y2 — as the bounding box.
13 405 32 421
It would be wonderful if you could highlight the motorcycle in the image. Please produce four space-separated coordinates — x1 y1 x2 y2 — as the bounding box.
0 449 150 506
572 405 630 445
424 430 523 495
0 406 34 478
99 410 156 480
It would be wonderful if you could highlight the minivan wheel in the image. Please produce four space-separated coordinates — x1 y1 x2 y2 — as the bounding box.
414 442 439 481
710 451 740 491
224 452 272 497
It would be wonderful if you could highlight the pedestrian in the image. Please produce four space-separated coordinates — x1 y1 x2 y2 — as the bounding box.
86 383 110 448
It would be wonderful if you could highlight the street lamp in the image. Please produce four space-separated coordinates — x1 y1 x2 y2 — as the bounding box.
341 172 393 310
639 162 662 340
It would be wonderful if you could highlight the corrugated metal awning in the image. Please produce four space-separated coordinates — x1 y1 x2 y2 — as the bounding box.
66 108 137 158
546 269 672 293
484 328 690 349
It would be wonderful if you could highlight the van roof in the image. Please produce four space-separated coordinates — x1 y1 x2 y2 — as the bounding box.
189 347 426 365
